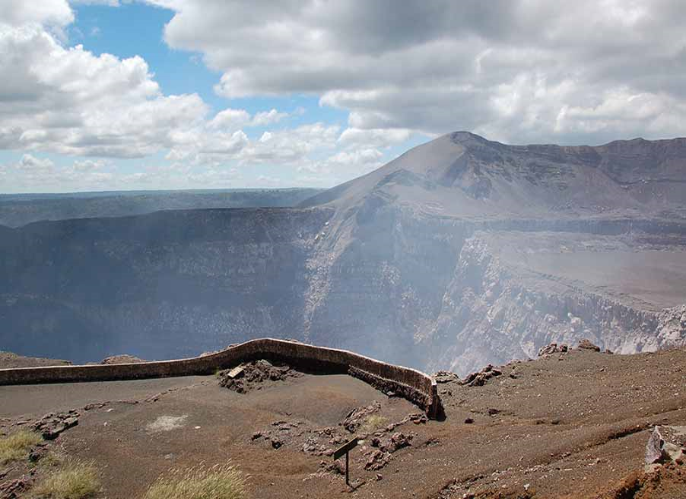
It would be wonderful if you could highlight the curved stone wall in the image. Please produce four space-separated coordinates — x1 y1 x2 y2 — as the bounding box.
0 339 442 419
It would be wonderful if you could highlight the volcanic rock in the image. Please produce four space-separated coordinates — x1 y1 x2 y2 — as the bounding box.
31 411 79 440
100 355 145 364
389 432 412 451
434 371 460 384
645 426 686 469
341 401 382 433
578 339 601 352
218 360 301 394
461 365 502 387
365 450 392 471
0 478 30 498
538 343 569 356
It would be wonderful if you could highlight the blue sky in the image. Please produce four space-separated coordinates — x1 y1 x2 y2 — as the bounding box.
70 2 350 133
0 0 684 193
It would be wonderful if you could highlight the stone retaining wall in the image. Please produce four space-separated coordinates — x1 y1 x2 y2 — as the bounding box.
0 339 442 419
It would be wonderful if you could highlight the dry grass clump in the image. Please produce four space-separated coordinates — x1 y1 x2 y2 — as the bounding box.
0 430 42 464
361 415 389 433
31 461 100 499
39 451 66 468
143 463 246 499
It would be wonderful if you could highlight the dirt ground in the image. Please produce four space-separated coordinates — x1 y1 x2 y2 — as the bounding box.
1 348 685 498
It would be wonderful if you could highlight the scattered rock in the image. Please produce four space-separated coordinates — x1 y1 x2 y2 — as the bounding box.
302 436 331 456
389 432 412 451
83 402 108 411
461 365 502 387
577 339 601 352
32 411 79 440
434 371 460 384
645 428 664 465
250 420 307 450
341 401 381 433
365 450 391 470
28 443 48 463
424 436 440 446
0 478 30 498
408 413 428 425
100 354 146 364
645 425 686 470
322 460 345 475
464 417 474 424
218 360 302 394
538 343 569 356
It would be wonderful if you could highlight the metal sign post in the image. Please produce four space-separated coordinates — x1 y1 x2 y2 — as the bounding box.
333 438 359 487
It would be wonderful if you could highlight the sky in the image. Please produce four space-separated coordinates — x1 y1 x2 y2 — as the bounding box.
0 1 685 193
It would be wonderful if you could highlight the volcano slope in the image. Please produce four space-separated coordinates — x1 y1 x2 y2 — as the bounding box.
1 132 686 371
0 346 684 498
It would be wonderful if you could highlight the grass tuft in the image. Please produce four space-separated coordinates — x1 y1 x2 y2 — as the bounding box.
0 430 42 464
39 451 66 468
143 463 246 499
31 461 100 499
361 415 389 434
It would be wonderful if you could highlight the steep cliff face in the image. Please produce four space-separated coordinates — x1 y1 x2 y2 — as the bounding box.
423 231 686 375
0 208 332 362
2 133 686 371
302 205 471 367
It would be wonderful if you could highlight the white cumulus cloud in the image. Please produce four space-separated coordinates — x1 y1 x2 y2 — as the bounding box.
149 0 686 145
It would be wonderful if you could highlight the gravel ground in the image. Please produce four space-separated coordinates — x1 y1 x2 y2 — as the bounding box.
0 348 685 498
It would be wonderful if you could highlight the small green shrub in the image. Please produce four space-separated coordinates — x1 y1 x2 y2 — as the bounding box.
31 461 100 499
361 415 389 433
0 430 42 464
143 463 245 499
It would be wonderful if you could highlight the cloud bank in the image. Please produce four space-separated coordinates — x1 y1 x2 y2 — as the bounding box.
154 0 686 144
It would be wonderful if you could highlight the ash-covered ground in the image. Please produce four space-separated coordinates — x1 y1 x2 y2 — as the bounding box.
1 344 685 498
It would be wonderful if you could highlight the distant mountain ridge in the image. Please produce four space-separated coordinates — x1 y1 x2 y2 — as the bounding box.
0 188 323 227
302 132 686 219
